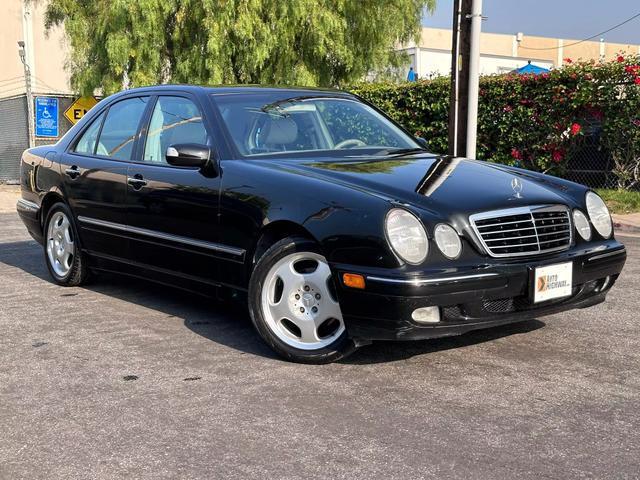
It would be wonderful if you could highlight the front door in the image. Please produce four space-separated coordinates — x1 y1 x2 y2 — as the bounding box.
60 96 149 260
124 94 225 287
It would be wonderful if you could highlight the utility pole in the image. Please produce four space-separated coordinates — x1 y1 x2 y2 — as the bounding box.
448 0 482 158
18 40 35 149
465 0 483 158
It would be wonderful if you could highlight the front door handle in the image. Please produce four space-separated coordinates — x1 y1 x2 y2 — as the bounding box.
127 174 147 190
65 166 80 179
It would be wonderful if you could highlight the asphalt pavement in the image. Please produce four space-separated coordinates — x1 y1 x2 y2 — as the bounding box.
0 211 638 479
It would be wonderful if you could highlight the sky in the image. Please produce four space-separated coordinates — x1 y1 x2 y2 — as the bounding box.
422 0 640 45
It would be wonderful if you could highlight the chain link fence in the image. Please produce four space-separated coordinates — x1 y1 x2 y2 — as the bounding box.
565 118 639 191
564 119 616 189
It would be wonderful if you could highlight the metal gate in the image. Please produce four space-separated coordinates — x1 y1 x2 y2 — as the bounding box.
0 95 29 183
0 94 77 183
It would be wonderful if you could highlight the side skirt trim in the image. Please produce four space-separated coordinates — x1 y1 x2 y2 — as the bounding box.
77 215 245 257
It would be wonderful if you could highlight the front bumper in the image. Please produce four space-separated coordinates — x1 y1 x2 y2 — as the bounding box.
333 240 626 341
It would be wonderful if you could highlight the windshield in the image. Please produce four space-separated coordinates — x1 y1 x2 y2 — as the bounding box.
211 93 420 158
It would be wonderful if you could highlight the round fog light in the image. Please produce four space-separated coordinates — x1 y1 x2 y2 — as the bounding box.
412 306 441 324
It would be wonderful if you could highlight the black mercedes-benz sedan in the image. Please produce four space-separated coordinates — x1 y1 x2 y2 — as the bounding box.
16 85 626 363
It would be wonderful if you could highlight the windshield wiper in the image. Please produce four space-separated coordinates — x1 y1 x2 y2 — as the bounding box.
379 147 427 157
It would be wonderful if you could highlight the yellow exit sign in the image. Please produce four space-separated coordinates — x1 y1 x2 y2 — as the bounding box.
64 96 98 124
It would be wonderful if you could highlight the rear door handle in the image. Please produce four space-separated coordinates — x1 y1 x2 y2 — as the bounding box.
65 166 80 179
127 174 147 189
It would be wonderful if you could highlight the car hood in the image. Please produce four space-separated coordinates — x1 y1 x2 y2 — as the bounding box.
271 154 583 219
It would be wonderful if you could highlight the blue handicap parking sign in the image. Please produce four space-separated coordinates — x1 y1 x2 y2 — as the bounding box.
35 97 59 138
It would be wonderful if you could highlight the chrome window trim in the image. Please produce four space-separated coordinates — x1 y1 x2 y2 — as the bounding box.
469 204 572 258
16 199 40 212
77 216 245 257
367 272 499 286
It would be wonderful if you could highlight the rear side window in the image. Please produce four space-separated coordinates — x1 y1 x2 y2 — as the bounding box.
74 111 105 155
96 97 149 160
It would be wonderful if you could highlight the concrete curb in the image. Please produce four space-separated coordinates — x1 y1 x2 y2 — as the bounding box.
612 214 640 234
614 222 640 234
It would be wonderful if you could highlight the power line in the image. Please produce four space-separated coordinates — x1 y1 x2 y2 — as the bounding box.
519 11 640 51
36 82 65 93
0 77 24 86
0 86 26 95
34 77 66 93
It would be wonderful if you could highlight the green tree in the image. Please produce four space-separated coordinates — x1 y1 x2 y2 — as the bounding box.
43 0 434 95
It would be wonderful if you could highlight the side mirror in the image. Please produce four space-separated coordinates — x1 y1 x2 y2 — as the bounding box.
166 143 210 168
415 136 429 149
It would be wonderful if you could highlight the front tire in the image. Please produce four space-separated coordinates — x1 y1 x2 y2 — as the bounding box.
43 203 89 286
248 236 356 364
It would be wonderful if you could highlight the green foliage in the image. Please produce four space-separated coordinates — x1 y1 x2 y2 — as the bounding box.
44 0 434 95
595 188 640 214
351 56 640 188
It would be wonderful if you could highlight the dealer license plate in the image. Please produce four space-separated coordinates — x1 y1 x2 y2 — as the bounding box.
533 262 573 303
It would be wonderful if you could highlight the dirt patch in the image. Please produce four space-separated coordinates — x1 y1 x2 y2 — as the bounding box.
0 185 20 213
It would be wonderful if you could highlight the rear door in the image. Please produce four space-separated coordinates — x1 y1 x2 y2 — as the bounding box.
60 96 150 259
123 93 228 286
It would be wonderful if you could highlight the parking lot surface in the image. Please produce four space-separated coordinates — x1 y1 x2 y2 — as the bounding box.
1 210 639 479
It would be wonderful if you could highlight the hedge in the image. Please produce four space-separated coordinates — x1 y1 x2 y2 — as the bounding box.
350 55 640 189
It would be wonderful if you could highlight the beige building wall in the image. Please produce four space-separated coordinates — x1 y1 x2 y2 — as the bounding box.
403 27 640 78
0 0 71 99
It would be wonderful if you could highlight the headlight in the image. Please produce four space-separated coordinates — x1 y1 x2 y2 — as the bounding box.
385 208 428 264
434 223 462 259
572 210 591 241
585 191 612 238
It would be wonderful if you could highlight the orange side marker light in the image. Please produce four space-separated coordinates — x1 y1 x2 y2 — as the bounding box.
343 273 366 289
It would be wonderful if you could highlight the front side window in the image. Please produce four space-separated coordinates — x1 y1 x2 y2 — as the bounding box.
74 111 105 155
212 93 418 158
143 96 207 164
96 97 149 160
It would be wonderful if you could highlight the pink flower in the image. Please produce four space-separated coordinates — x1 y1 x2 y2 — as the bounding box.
570 123 581 136
511 148 522 160
564 58 573 64
635 77 640 85
617 55 625 63
552 150 564 163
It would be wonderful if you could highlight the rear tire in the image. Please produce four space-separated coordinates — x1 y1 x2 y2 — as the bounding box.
248 236 356 364
43 202 90 287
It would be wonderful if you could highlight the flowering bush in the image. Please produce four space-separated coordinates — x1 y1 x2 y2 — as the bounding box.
350 56 640 188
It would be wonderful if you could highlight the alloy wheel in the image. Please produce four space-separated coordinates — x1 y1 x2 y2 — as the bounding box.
260 252 345 350
46 211 75 278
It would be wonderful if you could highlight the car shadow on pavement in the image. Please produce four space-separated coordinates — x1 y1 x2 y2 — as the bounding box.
1 239 545 363
87 274 279 360
0 239 275 359
342 319 546 364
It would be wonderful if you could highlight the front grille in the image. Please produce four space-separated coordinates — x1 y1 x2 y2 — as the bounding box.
470 205 572 258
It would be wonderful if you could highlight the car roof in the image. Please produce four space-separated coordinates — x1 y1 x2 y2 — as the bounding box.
115 84 354 97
